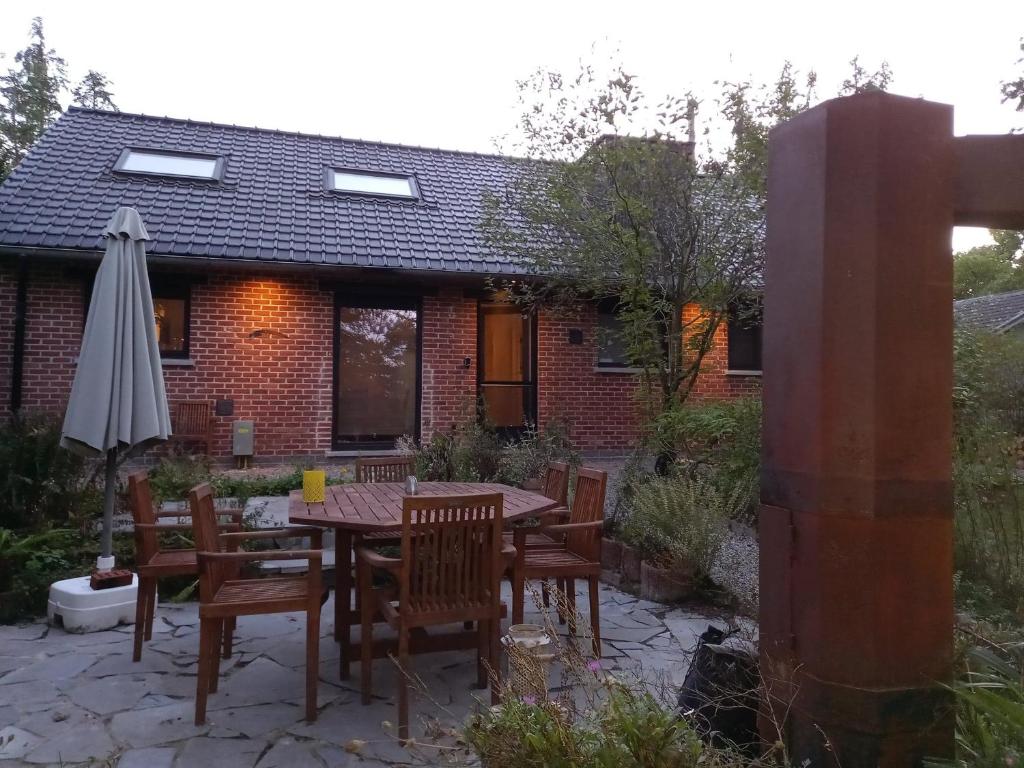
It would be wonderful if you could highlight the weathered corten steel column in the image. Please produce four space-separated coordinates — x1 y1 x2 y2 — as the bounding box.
760 92 956 765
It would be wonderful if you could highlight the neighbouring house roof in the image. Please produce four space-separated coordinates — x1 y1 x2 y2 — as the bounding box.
0 107 526 276
954 289 1024 332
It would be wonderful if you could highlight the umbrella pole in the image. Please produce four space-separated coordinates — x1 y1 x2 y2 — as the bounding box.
98 447 117 571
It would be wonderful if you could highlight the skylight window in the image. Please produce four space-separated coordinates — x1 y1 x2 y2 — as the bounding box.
329 169 417 199
114 149 222 180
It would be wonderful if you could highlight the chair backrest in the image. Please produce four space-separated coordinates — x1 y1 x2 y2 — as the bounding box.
566 467 608 559
188 483 226 601
128 470 158 564
543 461 570 507
399 493 504 621
174 402 211 437
357 456 413 483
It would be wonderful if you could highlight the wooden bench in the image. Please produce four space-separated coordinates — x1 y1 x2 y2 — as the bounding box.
169 401 214 455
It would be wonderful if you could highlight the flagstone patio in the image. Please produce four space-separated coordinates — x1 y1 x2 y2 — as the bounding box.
0 580 744 767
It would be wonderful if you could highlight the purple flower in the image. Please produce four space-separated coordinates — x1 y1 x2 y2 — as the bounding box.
587 660 602 672
522 695 537 705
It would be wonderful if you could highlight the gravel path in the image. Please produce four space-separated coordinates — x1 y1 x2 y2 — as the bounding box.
711 524 759 612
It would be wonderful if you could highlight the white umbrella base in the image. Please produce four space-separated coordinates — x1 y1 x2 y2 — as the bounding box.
47 575 138 633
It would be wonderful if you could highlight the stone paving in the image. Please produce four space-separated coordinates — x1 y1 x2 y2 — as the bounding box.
0 579 747 767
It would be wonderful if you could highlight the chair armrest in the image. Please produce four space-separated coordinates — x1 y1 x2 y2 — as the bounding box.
219 527 323 545
542 520 603 535
537 506 570 526
354 546 402 572
134 522 193 532
156 509 243 522
198 549 323 564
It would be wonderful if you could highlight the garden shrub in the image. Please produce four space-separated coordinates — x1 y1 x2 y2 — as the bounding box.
399 418 578 486
496 419 580 487
952 327 1024 614
651 399 761 523
0 411 88 530
619 472 738 579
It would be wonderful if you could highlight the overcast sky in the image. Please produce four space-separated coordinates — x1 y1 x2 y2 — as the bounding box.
1 0 1020 250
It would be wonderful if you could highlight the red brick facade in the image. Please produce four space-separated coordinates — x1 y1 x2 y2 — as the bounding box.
0 258 759 458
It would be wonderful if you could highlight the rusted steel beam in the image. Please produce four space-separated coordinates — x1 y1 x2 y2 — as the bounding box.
762 92 955 766
954 134 1024 229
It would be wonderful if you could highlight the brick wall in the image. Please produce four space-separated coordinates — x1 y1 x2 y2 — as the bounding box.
420 287 478 437
537 304 643 452
0 258 759 457
684 304 762 401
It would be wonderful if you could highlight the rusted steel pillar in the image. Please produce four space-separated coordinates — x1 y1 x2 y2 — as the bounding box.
760 92 955 765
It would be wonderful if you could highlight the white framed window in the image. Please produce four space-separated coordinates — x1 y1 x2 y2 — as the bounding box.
114 149 223 180
328 168 417 199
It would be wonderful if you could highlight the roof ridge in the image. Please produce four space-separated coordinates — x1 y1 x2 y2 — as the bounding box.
954 287 1024 305
64 106 523 162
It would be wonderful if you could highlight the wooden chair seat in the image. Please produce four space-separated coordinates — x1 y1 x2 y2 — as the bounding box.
207 577 313 611
519 549 601 573
143 549 197 572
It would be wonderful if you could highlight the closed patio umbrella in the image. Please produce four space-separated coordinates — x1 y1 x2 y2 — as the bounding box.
61 206 171 571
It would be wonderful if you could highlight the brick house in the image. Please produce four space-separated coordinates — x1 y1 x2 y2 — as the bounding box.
0 108 761 460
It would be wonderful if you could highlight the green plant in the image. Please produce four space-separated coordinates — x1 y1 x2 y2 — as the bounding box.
926 643 1024 767
496 420 580 487
620 473 737 579
952 327 1024 614
0 411 88 530
147 454 212 504
651 399 761 522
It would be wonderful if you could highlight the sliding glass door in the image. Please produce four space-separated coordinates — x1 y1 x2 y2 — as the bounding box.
333 297 420 449
478 302 536 437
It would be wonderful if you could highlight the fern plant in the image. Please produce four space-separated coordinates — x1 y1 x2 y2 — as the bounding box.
620 473 741 577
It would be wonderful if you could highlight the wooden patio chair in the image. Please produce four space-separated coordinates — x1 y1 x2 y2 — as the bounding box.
355 456 414 483
169 401 214 455
189 482 325 725
356 492 506 741
128 470 243 662
511 467 608 657
498 461 571 612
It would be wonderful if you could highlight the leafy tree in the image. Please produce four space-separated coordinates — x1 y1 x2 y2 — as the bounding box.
954 230 1024 299
71 70 117 111
838 55 894 96
484 63 764 452
1001 36 1023 117
0 17 67 180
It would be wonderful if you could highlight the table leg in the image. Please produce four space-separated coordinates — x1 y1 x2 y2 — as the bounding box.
335 530 353 680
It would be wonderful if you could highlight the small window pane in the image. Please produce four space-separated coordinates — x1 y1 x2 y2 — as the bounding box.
121 151 218 178
155 297 187 354
331 170 415 197
597 310 631 367
727 302 763 371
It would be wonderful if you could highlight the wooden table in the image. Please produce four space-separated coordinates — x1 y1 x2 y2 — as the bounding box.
289 481 559 678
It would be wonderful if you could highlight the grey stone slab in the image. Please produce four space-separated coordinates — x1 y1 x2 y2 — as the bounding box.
207 657 344 711
1 652 99 685
1 680 61 709
110 702 209 748
174 736 267 767
261 634 337 669
87 650 179 677
315 744 358 767
663 616 723 653
0 624 47 642
23 720 116 765
67 675 151 715
117 746 177 768
255 738 324 768
590 625 664 644
0 705 16 726
0 726 39 760
207 702 304 738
